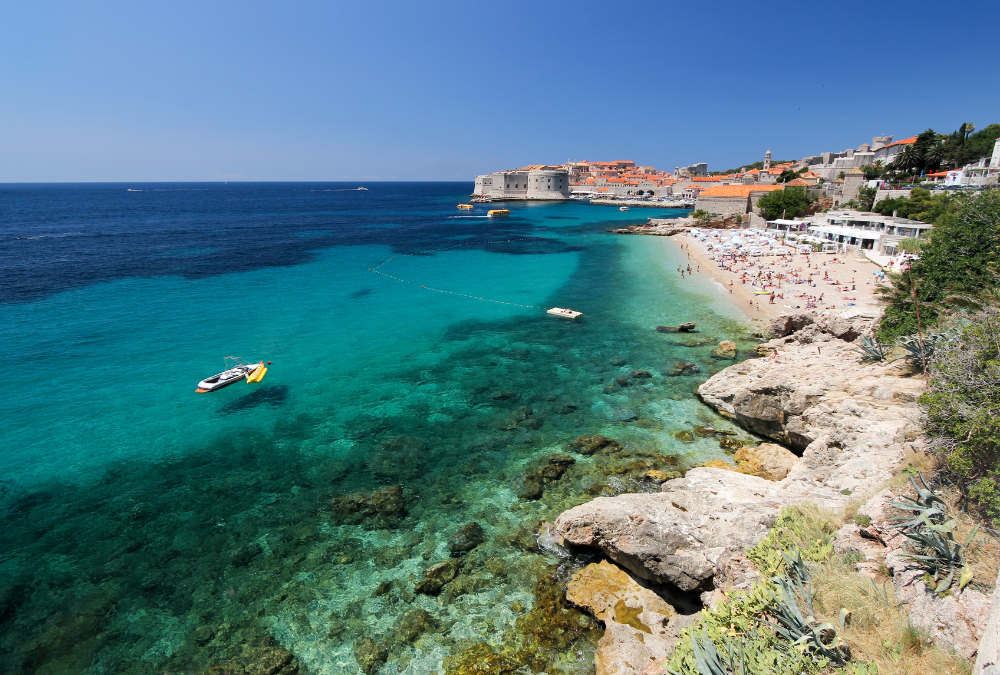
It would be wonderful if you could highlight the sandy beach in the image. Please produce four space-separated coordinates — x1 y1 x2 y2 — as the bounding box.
667 230 885 326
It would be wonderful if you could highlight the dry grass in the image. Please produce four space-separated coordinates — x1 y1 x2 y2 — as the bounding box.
939 486 1000 594
811 557 972 675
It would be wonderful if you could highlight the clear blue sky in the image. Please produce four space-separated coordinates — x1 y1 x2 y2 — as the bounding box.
2 0 997 182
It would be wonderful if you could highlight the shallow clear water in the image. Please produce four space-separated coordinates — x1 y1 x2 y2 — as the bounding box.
0 183 756 674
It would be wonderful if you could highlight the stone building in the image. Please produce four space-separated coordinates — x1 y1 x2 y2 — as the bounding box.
694 184 784 219
474 167 570 200
837 167 866 206
675 162 708 177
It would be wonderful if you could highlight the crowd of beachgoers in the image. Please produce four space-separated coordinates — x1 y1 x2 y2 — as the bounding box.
671 229 885 320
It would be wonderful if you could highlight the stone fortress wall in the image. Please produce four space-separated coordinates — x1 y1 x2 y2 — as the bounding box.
474 169 570 200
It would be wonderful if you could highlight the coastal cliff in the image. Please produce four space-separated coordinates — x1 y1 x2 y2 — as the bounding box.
554 308 995 673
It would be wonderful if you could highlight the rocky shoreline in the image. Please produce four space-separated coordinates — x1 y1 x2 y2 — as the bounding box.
552 307 994 673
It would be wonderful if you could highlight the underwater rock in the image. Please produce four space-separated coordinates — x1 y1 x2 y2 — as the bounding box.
718 437 742 451
665 362 700 377
415 559 460 595
331 484 407 529
709 340 738 359
394 608 438 644
692 425 733 438
656 322 696 333
570 435 623 456
367 436 429 480
630 370 652 380
610 408 637 422
205 636 298 675
519 416 544 430
442 641 518 675
230 543 261 567
509 525 542 552
353 636 389 675
678 337 714 347
490 390 519 401
642 470 678 484
566 560 680 675
672 430 693 442
519 454 576 500
614 376 631 388
518 473 545 500
610 356 627 366
441 575 494 604
448 522 486 556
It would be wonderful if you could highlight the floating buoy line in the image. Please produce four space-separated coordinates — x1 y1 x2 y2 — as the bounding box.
367 235 615 312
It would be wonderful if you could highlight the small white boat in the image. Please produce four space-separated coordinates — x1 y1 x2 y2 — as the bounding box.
356 187 369 191
196 357 263 393
619 206 629 212
547 307 582 319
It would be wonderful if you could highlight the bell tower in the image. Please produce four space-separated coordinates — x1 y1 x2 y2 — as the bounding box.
763 149 772 171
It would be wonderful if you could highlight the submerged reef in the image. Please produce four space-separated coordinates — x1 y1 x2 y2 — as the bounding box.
0 305 759 674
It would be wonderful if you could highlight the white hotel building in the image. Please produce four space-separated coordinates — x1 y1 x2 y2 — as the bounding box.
768 210 933 256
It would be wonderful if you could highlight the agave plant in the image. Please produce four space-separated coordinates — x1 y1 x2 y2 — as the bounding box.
888 472 950 530
891 329 957 369
765 551 850 665
853 336 887 363
898 520 978 594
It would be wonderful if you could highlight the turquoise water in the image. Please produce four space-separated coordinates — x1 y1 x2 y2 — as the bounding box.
0 185 755 675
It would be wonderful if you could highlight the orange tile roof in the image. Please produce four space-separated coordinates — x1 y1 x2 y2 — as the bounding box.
784 178 811 186
882 136 918 149
691 176 721 182
698 185 784 198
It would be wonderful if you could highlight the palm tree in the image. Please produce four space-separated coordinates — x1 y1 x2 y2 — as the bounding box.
924 140 947 173
890 146 921 181
958 123 976 166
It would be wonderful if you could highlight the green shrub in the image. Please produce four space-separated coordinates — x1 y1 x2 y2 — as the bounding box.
876 190 1000 343
747 506 834 576
921 306 1000 524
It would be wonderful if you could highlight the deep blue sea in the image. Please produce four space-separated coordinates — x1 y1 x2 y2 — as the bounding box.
0 183 755 675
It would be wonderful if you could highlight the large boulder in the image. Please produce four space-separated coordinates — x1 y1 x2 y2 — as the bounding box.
710 340 737 359
698 334 924 476
713 443 799 481
769 312 816 338
566 560 685 675
555 468 787 592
